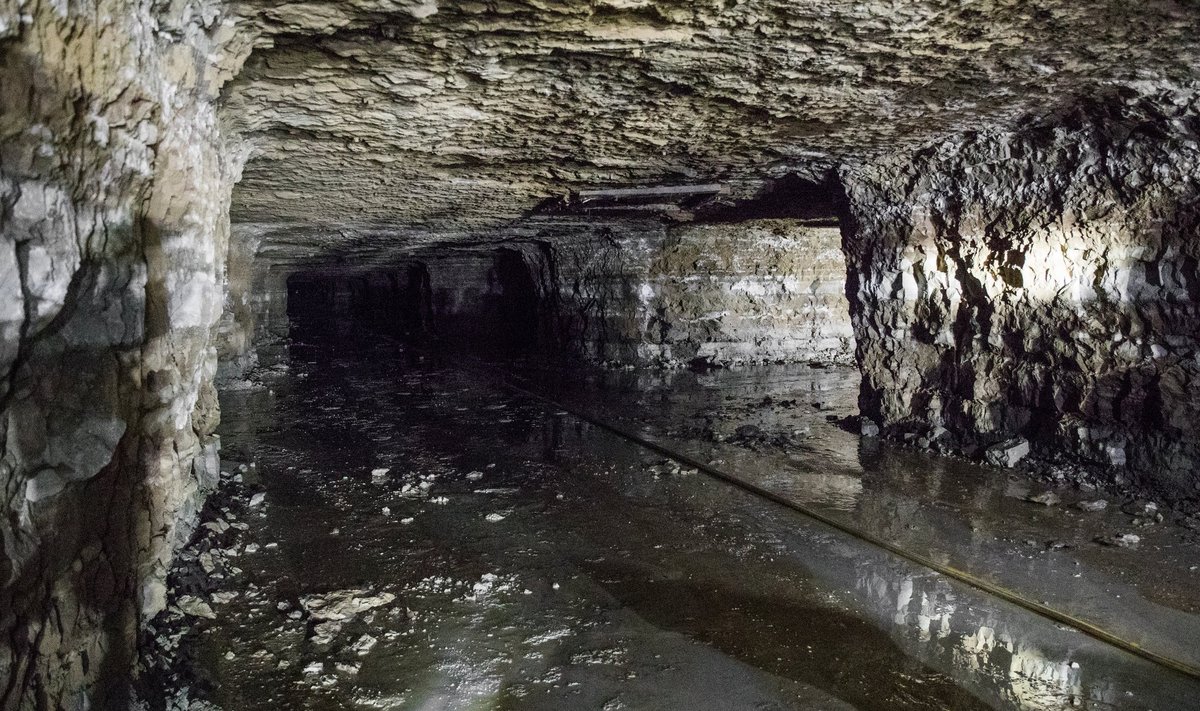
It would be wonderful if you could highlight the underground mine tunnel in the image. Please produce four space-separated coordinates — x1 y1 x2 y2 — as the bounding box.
5 1 1200 710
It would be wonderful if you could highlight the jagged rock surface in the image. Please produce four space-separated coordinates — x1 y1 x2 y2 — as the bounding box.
2 0 1200 708
220 0 1200 235
0 0 248 707
841 88 1200 496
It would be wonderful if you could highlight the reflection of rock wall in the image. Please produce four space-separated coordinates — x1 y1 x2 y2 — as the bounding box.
0 1 250 705
841 89 1200 495
856 568 1095 710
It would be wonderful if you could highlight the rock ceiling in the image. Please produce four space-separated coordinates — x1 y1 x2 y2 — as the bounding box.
221 0 1200 243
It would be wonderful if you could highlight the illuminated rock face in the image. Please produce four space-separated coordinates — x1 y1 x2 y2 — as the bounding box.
0 0 249 706
842 90 1200 495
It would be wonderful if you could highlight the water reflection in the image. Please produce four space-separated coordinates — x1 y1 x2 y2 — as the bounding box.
846 562 1186 710
514 360 1200 677
198 342 1199 711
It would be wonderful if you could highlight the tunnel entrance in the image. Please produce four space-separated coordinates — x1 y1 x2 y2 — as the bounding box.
286 265 435 345
401 263 434 341
491 248 542 355
283 252 549 359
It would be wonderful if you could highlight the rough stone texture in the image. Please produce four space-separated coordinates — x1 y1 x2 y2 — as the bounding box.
3 0 1200 707
518 218 853 365
262 218 853 366
220 0 1200 236
0 1 249 707
841 87 1200 496
635 219 852 365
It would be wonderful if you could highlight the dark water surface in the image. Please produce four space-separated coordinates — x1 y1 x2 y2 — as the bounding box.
183 335 1200 710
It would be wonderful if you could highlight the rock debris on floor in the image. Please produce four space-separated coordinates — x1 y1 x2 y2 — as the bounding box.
136 341 1200 711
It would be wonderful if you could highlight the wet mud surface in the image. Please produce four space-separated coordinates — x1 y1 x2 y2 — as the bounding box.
144 337 1200 710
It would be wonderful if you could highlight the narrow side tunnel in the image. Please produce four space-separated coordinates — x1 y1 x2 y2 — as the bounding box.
286 265 437 345
492 248 543 355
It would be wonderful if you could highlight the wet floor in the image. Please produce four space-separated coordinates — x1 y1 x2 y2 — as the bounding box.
504 361 1200 671
156 334 1200 710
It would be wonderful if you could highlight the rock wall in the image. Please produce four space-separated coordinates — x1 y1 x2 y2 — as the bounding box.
638 219 853 366
0 1 251 706
540 218 854 366
322 218 856 365
236 217 854 368
841 88 1200 497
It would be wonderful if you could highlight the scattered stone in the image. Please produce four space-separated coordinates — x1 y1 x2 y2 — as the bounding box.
466 470 484 481
1024 491 1061 506
400 517 414 525
311 620 345 645
985 437 1031 468
1096 533 1141 548
249 492 267 508
860 419 881 438
335 662 361 676
351 634 378 656
212 591 239 605
1121 500 1159 517
302 662 324 676
371 468 390 483
649 461 682 477
485 513 506 523
301 588 396 621
430 496 449 505
381 507 391 516
203 519 231 534
1077 499 1108 512
176 596 216 619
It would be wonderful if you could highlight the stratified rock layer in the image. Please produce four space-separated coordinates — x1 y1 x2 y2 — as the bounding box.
0 0 248 706
221 0 1200 233
842 88 1200 496
262 218 853 367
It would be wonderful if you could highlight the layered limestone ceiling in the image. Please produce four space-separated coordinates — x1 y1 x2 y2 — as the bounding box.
222 0 1200 245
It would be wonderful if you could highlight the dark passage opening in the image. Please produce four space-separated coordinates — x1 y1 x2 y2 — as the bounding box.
286 265 434 345
492 248 542 355
402 263 434 341
284 251 547 359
